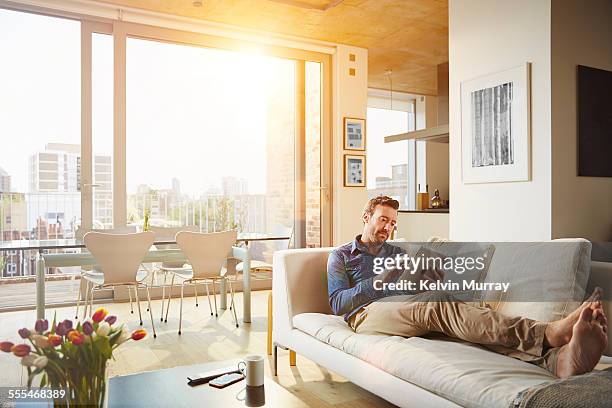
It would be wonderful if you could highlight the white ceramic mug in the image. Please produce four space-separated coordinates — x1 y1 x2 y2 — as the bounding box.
238 355 264 387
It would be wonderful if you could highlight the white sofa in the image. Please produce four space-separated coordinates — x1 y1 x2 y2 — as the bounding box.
272 241 612 408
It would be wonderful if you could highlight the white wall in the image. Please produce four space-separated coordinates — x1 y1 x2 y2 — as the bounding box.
397 212 449 242
333 45 369 245
551 0 612 241
426 142 449 203
449 0 552 241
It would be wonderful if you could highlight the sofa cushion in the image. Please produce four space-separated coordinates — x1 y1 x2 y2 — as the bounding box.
293 312 556 408
482 239 591 322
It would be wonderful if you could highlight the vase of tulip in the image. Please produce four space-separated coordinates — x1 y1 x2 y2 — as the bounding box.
0 307 147 407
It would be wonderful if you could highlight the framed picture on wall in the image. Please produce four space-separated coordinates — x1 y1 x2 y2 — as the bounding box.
460 63 531 183
344 154 366 187
344 117 366 150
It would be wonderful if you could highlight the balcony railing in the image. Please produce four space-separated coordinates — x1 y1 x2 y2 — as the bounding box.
0 192 271 281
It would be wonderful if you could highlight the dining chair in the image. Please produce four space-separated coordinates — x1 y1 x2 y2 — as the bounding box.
149 225 199 323
172 230 238 334
233 226 293 355
83 231 157 338
74 226 139 319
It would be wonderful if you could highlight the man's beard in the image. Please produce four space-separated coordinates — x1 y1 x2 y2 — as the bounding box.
370 230 388 244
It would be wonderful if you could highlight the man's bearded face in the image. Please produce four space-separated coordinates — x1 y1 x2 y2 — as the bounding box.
362 205 397 244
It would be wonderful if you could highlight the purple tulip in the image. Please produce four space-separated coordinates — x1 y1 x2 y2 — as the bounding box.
55 322 68 336
82 321 94 335
104 315 117 326
61 319 73 331
18 328 31 339
34 319 48 334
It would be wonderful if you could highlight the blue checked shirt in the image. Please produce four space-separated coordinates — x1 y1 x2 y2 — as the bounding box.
327 235 406 321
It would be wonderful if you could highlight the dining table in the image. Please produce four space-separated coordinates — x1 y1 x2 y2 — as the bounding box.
0 233 290 322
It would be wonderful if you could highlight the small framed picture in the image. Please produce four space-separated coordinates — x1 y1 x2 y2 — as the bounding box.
344 117 366 150
344 154 366 187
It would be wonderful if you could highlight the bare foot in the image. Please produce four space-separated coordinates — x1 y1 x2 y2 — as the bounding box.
593 308 608 334
545 287 604 348
555 307 608 378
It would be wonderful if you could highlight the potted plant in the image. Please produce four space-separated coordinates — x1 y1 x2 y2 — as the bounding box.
0 307 147 407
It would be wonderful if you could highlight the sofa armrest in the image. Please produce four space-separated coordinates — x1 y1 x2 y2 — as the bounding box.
272 248 334 344
588 261 612 357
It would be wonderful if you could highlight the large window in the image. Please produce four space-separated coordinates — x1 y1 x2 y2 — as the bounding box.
0 9 83 307
0 6 330 308
366 95 416 209
125 38 297 236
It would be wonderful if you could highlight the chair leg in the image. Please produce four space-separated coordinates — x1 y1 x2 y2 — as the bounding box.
229 281 238 328
211 280 218 317
204 281 213 316
267 292 273 355
164 274 175 323
178 283 185 335
160 272 167 322
128 286 134 314
146 270 154 312
134 286 143 326
82 281 91 320
145 285 157 338
194 282 199 307
289 350 296 366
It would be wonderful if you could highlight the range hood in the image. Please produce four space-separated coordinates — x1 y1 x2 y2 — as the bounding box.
385 62 449 144
384 124 449 143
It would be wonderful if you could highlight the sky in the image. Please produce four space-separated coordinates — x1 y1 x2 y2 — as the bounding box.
0 8 293 196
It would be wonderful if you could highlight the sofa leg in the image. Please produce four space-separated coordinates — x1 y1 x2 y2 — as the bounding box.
273 344 278 376
267 292 273 356
289 350 296 366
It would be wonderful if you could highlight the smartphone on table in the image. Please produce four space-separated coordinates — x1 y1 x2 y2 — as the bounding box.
209 372 245 389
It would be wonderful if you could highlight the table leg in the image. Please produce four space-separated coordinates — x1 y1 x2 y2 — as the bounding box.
267 292 273 355
242 258 251 323
219 278 227 310
36 252 45 320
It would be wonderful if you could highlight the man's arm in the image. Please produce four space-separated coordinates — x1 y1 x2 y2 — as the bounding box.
327 250 400 316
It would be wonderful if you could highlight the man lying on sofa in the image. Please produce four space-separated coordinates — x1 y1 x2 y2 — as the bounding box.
327 195 608 378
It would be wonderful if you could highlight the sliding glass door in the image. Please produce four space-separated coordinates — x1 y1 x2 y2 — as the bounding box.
119 27 330 248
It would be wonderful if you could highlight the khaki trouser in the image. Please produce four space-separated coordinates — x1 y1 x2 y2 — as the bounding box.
348 292 561 375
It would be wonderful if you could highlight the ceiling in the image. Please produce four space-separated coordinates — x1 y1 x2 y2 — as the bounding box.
98 0 448 95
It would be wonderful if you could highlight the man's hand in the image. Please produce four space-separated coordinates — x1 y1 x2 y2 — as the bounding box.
419 266 445 285
374 267 403 285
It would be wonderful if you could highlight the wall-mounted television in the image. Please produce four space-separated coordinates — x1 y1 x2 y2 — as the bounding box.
578 65 612 177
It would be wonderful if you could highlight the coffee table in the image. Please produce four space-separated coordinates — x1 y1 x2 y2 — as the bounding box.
107 360 307 407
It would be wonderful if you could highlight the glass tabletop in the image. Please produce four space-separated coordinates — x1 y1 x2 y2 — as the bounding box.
0 233 291 251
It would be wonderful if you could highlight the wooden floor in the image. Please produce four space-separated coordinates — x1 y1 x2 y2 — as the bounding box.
0 290 396 408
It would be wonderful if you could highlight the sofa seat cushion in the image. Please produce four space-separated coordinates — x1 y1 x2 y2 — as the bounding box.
293 313 556 408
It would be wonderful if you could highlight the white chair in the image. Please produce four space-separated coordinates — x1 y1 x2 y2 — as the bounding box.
83 231 157 337
171 230 238 334
74 226 139 319
149 225 199 323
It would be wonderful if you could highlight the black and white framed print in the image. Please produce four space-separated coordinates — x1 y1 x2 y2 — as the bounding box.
344 154 366 187
461 63 531 183
344 117 366 150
